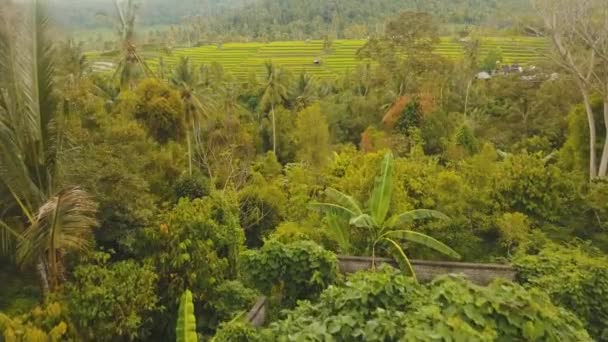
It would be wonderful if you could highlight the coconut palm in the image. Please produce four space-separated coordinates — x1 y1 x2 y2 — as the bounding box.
172 57 201 176
0 0 97 293
171 57 216 177
111 0 154 89
260 61 290 155
291 71 318 110
310 152 460 281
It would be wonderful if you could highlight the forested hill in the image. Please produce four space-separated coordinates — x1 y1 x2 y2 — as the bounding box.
50 0 531 36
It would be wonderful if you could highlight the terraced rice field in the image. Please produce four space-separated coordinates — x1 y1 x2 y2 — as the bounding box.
87 37 549 79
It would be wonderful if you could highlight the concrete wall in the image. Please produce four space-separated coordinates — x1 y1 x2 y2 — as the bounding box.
245 258 516 327
246 296 267 327
338 256 516 285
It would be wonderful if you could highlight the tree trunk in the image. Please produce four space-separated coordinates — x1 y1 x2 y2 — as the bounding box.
37 259 50 297
271 104 277 154
464 78 473 118
186 129 192 177
599 97 608 177
582 90 598 179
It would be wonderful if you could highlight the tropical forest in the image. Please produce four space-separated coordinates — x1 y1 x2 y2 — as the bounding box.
1 0 608 341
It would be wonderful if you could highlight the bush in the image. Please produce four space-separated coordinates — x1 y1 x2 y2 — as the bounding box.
207 281 259 329
173 173 211 201
241 240 339 307
0 302 72 341
494 153 579 224
144 194 245 302
264 267 591 341
134 78 184 143
514 242 608 340
213 320 262 342
66 252 160 341
238 173 286 248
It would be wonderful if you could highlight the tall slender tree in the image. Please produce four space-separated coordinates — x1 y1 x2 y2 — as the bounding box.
172 57 200 176
0 0 97 293
533 0 608 179
261 61 290 155
111 0 154 89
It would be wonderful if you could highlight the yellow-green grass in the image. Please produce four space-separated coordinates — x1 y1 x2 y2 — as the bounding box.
86 37 549 79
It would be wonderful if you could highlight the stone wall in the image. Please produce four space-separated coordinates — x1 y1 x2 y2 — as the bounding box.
338 256 516 285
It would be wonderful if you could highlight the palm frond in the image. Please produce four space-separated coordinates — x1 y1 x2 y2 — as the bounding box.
0 0 57 211
0 219 23 256
370 152 394 225
382 230 461 260
17 187 97 267
385 209 449 228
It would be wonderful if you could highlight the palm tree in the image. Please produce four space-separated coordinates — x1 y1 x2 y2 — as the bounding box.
291 71 318 110
111 0 154 89
260 61 289 155
311 152 460 281
171 57 200 176
0 0 97 293
171 57 216 178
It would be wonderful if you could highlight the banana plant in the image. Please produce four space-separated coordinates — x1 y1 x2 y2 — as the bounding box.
310 152 460 281
176 289 198 342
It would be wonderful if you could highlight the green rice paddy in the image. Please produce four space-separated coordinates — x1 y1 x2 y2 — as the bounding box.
87 37 549 79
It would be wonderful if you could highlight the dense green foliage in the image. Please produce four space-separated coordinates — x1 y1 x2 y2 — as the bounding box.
66 252 160 341
142 195 244 301
134 79 185 143
241 240 339 307
213 320 262 342
53 0 530 41
0 302 71 341
514 243 608 340
264 267 592 341
311 152 460 279
3 0 608 340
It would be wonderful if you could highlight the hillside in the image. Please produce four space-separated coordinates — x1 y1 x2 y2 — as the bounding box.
86 37 548 79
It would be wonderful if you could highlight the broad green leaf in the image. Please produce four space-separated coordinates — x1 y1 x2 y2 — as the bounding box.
325 188 363 216
176 289 198 342
384 237 417 282
349 214 376 229
370 152 394 225
386 209 450 228
383 230 461 260
327 214 352 253
309 202 357 218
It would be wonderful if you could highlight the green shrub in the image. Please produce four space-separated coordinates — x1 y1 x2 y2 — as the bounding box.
238 173 286 248
494 153 579 224
208 281 259 327
174 173 211 201
144 195 245 302
213 320 262 342
514 242 608 340
134 78 184 144
264 267 591 341
66 252 160 341
241 240 339 307
0 302 72 341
